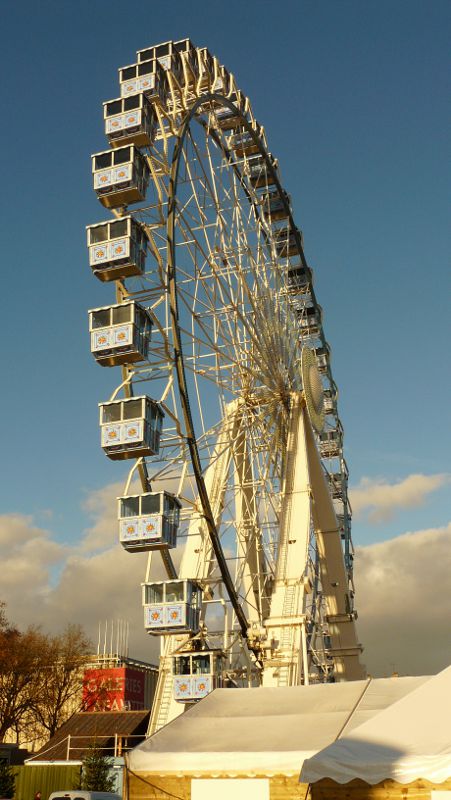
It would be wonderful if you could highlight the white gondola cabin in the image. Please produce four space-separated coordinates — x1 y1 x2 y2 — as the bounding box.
215 91 246 130
136 41 183 83
247 153 278 188
287 264 311 293
319 428 342 459
172 650 225 703
119 58 168 103
297 305 322 337
274 226 302 258
333 499 349 535
262 189 290 221
92 145 149 208
314 347 331 375
211 61 231 94
86 216 147 281
323 388 336 414
89 301 152 366
328 472 346 500
228 124 263 156
99 395 164 459
118 491 180 552
174 39 198 86
104 94 156 148
196 47 214 91
142 580 202 634
336 511 346 538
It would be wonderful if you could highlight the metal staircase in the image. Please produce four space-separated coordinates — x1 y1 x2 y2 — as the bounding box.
148 640 177 735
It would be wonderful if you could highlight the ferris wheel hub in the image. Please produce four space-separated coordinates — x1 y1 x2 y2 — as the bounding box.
301 347 325 433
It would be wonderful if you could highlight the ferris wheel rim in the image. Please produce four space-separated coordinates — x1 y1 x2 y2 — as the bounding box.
87 43 365 723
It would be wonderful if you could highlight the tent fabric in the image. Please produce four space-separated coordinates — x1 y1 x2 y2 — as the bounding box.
300 665 451 785
127 676 428 776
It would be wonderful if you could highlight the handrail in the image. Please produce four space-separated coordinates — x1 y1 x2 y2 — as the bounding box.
26 733 146 762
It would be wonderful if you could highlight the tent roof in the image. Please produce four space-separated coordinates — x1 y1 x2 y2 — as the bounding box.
127 676 427 776
300 665 451 785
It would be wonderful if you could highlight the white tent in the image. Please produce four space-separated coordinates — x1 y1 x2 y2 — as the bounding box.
300 664 451 786
127 676 428 777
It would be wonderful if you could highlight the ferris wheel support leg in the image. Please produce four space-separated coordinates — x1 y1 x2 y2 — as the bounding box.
261 394 365 685
233 416 268 624
262 394 311 687
302 406 366 681
301 623 309 686
179 402 241 583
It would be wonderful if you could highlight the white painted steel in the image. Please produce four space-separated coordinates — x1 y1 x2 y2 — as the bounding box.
88 40 365 738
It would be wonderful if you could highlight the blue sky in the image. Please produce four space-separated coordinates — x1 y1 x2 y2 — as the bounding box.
1 0 449 553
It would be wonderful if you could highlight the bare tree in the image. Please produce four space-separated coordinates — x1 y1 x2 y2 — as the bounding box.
0 605 92 745
32 624 92 738
0 622 47 743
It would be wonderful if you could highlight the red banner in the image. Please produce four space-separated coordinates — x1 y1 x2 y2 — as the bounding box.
82 667 145 712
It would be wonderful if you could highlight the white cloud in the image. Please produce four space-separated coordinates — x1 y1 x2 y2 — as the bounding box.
350 473 451 523
0 486 163 664
42 545 158 662
0 514 66 600
354 522 451 676
2 487 450 680
79 480 132 553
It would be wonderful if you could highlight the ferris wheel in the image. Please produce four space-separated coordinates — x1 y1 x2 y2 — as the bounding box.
87 38 365 734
